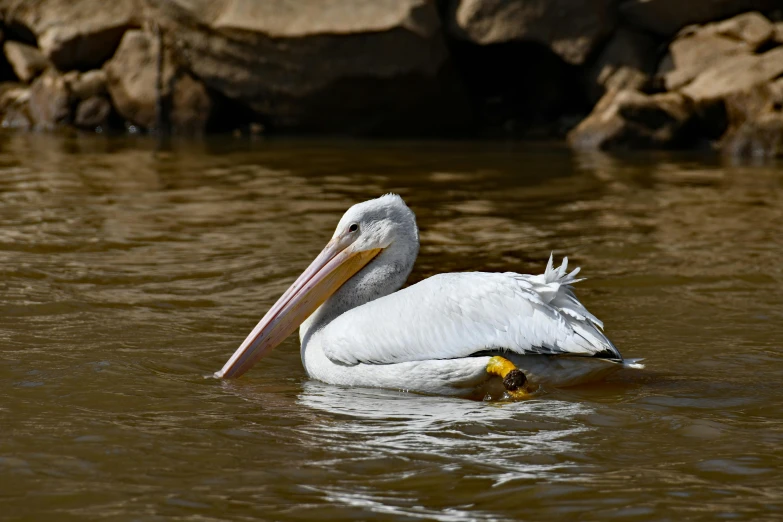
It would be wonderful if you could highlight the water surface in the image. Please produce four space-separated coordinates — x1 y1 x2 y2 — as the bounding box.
1 132 782 520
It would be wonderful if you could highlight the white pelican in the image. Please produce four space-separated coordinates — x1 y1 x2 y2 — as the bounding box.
216 194 642 399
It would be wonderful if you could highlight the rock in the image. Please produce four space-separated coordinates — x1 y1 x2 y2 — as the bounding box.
0 0 140 71
3 41 50 82
74 96 112 129
707 11 776 51
620 0 780 36
105 29 213 133
588 27 660 104
447 0 617 65
567 88 697 150
661 32 749 91
727 116 783 157
28 69 72 129
776 22 783 45
720 78 783 157
148 0 469 134
0 83 28 111
104 29 170 130
660 12 780 92
1 104 32 130
0 83 32 129
681 47 783 103
648 12 783 150
64 69 107 100
169 72 211 135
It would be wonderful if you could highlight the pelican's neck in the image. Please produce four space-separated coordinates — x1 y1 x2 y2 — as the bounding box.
299 234 419 348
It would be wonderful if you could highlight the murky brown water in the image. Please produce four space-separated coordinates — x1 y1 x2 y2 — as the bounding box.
1 131 782 520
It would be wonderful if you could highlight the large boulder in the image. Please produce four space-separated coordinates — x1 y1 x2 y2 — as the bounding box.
146 0 469 134
659 31 750 91
0 0 140 71
447 0 618 65
619 0 780 37
637 11 783 154
587 27 660 104
681 47 783 103
104 30 167 130
104 29 212 134
658 12 783 100
567 88 699 150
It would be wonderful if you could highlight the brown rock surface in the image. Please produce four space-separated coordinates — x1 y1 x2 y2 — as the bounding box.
0 83 32 129
660 32 749 91
74 95 112 129
567 88 696 150
706 11 776 51
175 0 440 37
720 78 783 157
0 83 28 111
64 69 107 100
3 41 50 83
28 69 71 129
169 72 211 135
105 29 213 134
104 29 171 130
0 0 140 71
659 12 781 92
681 47 783 103
447 0 617 65
620 0 779 36
148 0 468 134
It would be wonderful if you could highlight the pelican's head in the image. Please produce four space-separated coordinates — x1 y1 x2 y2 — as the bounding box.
332 193 418 254
215 194 417 378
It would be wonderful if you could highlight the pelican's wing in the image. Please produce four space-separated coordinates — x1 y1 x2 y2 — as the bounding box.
321 256 622 366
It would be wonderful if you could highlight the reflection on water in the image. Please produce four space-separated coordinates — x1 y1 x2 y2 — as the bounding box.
299 382 590 485
1 132 782 520
228 382 591 521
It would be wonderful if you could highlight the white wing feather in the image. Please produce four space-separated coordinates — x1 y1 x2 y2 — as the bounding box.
321 256 621 366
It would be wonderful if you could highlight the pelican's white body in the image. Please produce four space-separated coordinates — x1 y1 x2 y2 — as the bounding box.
221 194 641 397
300 267 637 398
302 338 631 398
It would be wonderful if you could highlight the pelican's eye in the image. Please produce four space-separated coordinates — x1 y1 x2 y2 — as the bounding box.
348 223 359 233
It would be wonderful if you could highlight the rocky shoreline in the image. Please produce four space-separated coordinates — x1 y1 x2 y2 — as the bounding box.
0 0 782 156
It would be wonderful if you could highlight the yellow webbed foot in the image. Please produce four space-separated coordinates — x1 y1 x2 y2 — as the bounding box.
486 355 530 399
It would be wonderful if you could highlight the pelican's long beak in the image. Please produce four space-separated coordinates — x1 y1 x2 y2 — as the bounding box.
215 240 382 379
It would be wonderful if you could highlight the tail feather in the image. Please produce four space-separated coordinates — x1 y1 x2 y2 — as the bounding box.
557 256 568 278
535 254 620 359
544 253 585 286
545 254 554 278
514 254 634 363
